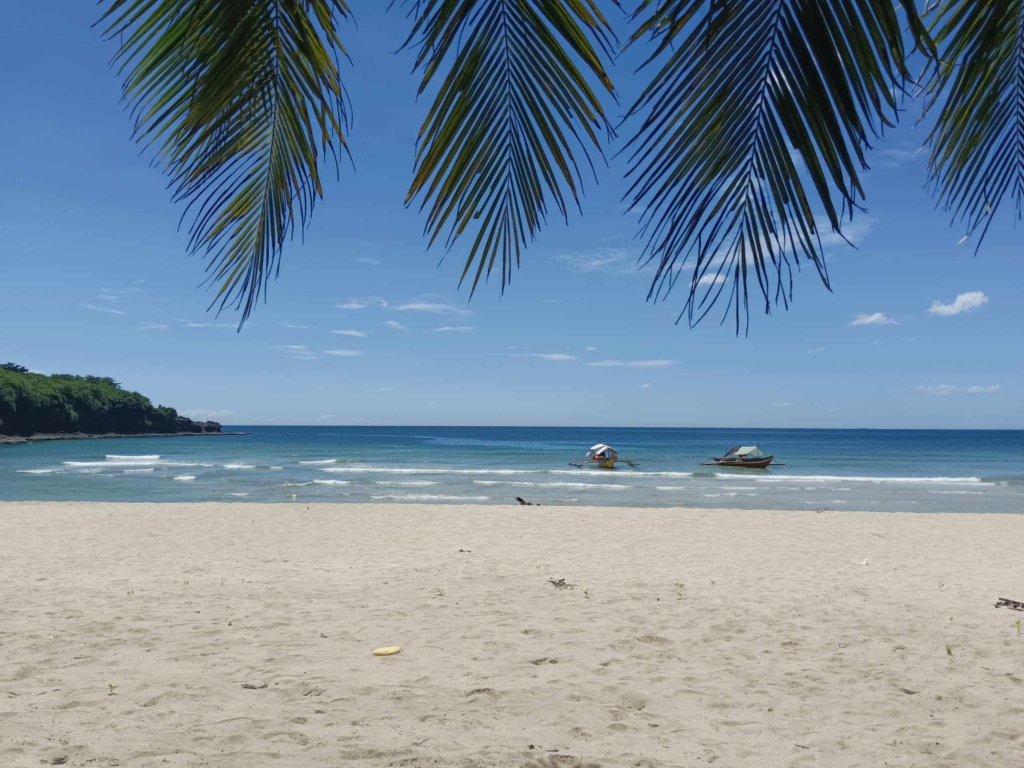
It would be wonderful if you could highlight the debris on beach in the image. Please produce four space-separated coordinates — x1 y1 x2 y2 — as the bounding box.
548 578 575 590
373 645 401 657
995 597 1024 611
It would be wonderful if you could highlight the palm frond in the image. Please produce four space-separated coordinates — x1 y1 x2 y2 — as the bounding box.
925 0 1024 249
622 0 927 333
98 0 353 327
401 0 618 295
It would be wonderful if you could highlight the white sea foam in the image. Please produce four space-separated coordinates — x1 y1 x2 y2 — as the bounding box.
123 468 154 474
106 454 160 461
270 466 284 470
228 492 249 497
472 480 632 489
716 473 988 485
298 459 338 465
312 479 350 486
222 463 256 470
370 494 491 501
173 475 195 482
17 468 58 474
655 485 686 491
281 482 314 487
374 480 438 486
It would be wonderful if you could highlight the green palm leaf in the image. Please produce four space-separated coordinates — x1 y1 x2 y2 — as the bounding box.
925 0 1024 248
401 0 618 294
98 0 353 327
623 0 928 333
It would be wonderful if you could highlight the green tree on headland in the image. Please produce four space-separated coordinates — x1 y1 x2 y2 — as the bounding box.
0 365 215 437
95 1 1013 331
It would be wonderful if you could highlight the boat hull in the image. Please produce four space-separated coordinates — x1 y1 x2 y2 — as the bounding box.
711 456 775 469
589 458 616 469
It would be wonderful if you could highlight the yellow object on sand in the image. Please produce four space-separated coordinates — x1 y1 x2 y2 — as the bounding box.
373 645 401 657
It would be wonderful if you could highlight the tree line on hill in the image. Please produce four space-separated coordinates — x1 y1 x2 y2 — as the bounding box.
0 363 219 437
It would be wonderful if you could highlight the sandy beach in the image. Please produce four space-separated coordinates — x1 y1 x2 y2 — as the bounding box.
1 502 1022 768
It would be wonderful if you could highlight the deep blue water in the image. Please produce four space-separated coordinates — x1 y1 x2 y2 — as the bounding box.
2 426 1022 512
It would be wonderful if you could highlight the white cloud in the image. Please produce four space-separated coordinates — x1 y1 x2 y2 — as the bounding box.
850 312 897 326
928 291 988 317
357 257 381 265
586 346 597 352
913 384 1002 396
696 273 727 286
280 322 311 329
966 385 1002 394
394 301 472 315
180 408 232 421
433 326 475 332
514 353 578 362
83 304 126 315
367 386 399 393
139 322 168 331
556 248 646 275
819 216 876 248
807 347 825 354
385 320 409 331
181 321 236 328
97 294 119 301
337 297 388 310
272 344 318 360
542 299 562 304
331 329 366 337
586 359 675 368
640 383 651 389
775 402 793 408
319 413 335 421
323 349 364 357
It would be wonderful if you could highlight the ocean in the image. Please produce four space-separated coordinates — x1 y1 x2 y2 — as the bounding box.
2 426 1022 512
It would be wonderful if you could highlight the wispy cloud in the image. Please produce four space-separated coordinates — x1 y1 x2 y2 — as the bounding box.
696 273 727 286
395 301 472 315
367 386 399 393
513 353 578 362
586 359 675 368
819 216 876 248
586 346 597 352
874 148 921 169
775 402 793 408
357 257 381 265
556 248 646 275
641 382 652 389
850 312 897 326
912 384 1002 396
83 304 126 315
319 413 335 421
331 329 366 337
807 347 825 354
272 344 318 360
279 322 311 329
928 290 988 317
180 408 232 421
433 326 475 332
323 349 364 357
180 320 237 328
138 322 168 331
385 320 409 331
337 297 388 310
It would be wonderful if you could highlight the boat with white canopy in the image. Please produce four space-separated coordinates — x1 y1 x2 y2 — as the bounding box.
569 444 639 469
700 445 781 469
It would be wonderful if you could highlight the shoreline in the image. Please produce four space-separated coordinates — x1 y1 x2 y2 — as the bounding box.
0 430 252 445
1 502 1021 767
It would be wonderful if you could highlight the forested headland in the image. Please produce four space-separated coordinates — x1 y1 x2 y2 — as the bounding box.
0 363 222 440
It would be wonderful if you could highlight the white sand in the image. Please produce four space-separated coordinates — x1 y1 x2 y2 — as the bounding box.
1 502 1022 768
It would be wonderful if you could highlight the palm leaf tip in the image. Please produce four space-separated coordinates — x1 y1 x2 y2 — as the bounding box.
97 0 354 328
400 0 618 296
925 0 1024 249
623 0 926 333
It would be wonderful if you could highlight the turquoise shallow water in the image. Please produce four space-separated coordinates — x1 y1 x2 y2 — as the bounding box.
1 427 1022 512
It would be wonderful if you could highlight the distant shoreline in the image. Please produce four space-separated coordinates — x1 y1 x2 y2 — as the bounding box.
0 431 252 446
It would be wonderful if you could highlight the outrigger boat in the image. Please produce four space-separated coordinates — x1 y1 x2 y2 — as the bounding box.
700 445 782 470
569 444 639 470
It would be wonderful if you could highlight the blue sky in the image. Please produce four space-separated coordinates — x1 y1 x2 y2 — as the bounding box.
2 4 1021 429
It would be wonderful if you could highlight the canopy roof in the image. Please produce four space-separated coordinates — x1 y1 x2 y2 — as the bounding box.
588 443 616 456
725 445 765 458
